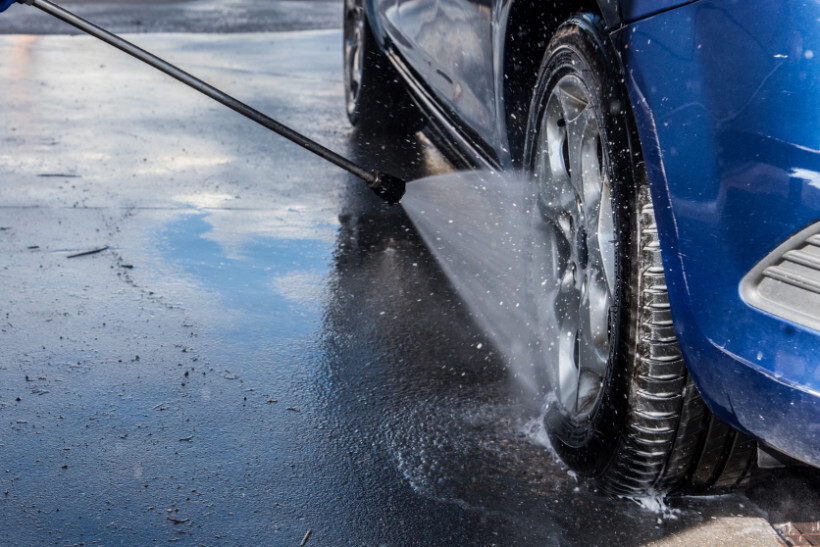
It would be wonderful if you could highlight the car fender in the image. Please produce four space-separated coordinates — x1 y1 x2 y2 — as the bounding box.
613 0 820 464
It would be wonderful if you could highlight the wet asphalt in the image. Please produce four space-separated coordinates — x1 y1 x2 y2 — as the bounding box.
1 1 820 545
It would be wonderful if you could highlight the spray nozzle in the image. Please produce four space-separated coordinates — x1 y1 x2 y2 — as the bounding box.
368 171 406 205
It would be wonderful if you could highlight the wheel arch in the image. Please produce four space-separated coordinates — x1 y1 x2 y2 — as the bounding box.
500 1 622 166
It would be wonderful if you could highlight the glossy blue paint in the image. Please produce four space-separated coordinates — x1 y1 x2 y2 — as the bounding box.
619 0 695 23
616 0 820 464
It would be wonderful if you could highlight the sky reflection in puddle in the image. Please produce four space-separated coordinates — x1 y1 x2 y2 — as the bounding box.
156 206 336 346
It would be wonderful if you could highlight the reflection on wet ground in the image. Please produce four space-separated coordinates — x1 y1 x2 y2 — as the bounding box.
1 30 819 546
0 0 342 35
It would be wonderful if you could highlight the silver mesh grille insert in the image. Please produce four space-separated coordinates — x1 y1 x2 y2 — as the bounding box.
741 224 820 333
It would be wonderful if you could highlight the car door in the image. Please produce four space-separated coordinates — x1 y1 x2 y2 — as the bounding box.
393 0 499 153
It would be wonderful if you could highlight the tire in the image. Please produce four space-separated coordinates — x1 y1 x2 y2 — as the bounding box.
343 0 423 133
523 14 755 496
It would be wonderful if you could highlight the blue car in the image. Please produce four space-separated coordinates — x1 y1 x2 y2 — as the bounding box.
344 0 820 495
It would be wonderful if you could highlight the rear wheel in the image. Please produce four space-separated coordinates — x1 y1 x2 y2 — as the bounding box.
343 0 422 133
524 14 755 496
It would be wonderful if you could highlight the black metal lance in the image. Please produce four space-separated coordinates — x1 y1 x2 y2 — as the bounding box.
11 0 407 204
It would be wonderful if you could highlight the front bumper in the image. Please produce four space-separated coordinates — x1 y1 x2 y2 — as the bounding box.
614 0 820 465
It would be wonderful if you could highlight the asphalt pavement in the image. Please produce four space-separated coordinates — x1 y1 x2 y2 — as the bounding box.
0 1 819 545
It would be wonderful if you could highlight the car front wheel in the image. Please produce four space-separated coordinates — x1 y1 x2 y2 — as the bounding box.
524 14 756 496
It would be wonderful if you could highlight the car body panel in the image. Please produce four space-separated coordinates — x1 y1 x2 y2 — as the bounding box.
395 0 498 151
619 0 696 23
372 0 691 166
368 0 820 465
614 0 820 465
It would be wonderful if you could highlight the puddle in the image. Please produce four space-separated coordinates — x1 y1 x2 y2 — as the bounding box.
154 209 336 344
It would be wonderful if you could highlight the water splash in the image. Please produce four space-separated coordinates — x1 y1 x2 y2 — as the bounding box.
624 494 682 521
519 412 552 450
401 170 561 406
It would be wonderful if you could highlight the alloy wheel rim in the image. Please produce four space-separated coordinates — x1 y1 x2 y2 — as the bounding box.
534 74 617 422
343 0 365 117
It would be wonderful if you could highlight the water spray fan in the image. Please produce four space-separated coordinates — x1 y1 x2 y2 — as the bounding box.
0 0 407 205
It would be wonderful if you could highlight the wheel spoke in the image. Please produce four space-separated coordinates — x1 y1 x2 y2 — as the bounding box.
580 135 603 229
581 270 611 370
536 97 571 193
536 182 575 245
584 167 616 314
596 178 617 294
555 263 581 412
535 89 578 246
556 79 596 203
581 130 616 301
555 78 589 127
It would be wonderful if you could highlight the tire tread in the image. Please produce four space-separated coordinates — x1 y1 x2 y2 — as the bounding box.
603 185 757 495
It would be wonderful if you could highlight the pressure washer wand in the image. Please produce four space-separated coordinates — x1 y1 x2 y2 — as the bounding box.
7 0 406 204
